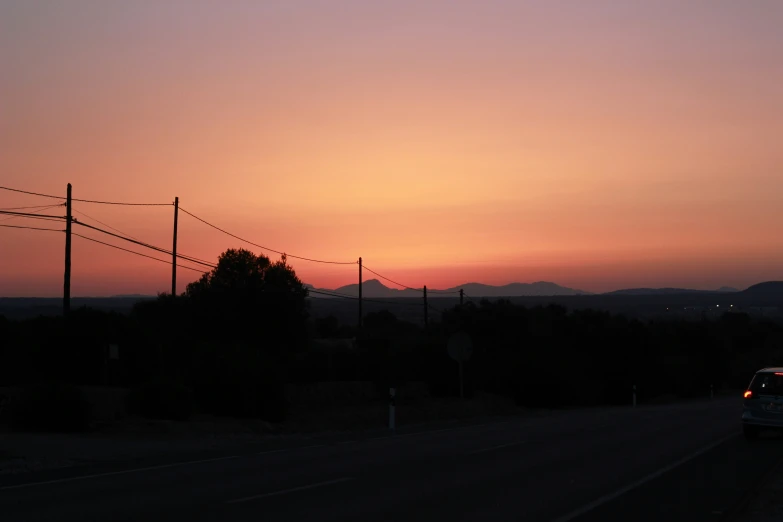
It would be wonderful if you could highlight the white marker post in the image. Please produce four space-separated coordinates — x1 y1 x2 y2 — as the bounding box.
389 387 396 431
633 385 637 408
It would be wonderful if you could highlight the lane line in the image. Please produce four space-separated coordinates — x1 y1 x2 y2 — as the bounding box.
550 431 739 522
468 440 526 455
225 477 354 504
0 455 243 491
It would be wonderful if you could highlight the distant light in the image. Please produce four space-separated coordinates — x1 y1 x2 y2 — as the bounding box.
716 305 719 308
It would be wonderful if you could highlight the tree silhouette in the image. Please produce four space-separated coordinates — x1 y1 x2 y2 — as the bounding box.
185 249 309 352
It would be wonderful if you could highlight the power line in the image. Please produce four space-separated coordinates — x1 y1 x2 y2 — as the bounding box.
72 197 170 206
308 289 359 299
0 204 65 211
361 265 422 292
179 206 356 265
72 209 215 266
72 220 216 268
0 186 64 200
0 185 171 206
0 208 67 222
72 233 208 273
72 208 143 242
0 224 64 232
308 288 422 307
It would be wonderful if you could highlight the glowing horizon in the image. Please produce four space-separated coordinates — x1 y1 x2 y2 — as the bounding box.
2 1 782 297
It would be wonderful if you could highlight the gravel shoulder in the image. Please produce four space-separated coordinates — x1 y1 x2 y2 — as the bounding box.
735 456 783 522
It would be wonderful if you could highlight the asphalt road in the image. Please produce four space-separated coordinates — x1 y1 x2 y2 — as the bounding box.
2 397 782 522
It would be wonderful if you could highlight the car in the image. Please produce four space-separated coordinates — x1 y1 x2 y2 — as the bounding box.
741 367 783 439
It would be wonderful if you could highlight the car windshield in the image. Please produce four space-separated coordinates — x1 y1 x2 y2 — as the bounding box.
749 372 783 395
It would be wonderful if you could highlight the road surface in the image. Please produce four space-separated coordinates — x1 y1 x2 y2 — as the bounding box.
2 397 782 522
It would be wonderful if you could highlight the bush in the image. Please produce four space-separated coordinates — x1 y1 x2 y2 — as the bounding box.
126 380 193 421
11 382 91 432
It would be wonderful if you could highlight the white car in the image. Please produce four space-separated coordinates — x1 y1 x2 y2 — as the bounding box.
741 367 783 439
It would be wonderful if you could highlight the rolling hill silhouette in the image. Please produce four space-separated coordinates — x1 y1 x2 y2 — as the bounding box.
605 287 740 296
741 281 783 299
308 279 590 298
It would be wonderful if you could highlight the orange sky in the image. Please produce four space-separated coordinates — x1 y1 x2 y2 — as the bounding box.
1 1 782 297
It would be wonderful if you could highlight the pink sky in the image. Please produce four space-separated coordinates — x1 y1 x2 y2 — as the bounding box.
1 0 782 297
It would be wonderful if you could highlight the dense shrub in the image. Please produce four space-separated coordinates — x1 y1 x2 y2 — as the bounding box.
11 382 91 432
126 380 193 421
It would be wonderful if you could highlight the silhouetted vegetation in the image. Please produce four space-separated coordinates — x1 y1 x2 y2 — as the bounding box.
1 249 782 431
10 382 91 432
126 380 193 421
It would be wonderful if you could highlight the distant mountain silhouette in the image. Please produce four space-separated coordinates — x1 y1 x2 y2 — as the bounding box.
741 281 783 299
451 281 590 297
307 279 589 298
605 287 741 296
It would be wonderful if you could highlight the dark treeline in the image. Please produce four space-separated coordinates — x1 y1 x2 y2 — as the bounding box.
1 248 782 430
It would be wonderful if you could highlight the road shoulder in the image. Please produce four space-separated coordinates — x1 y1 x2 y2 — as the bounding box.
735 456 783 522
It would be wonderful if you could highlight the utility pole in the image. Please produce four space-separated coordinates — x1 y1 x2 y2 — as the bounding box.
423 285 428 328
358 257 363 329
63 183 72 316
460 288 464 306
171 197 179 296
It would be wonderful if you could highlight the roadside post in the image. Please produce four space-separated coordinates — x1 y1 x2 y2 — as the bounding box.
447 332 473 399
389 387 396 431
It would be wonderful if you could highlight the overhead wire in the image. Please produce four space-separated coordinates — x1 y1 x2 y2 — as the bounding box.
72 233 208 273
0 185 171 206
0 207 67 222
72 220 216 269
308 289 423 307
70 210 216 267
0 204 65 211
0 224 64 232
179 206 356 265
0 186 64 200
71 208 143 242
361 265 423 292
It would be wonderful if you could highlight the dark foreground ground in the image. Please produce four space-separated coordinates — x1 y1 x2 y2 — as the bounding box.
1 397 780 522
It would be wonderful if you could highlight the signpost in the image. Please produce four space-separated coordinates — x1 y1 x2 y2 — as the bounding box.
448 332 473 399
389 387 396 431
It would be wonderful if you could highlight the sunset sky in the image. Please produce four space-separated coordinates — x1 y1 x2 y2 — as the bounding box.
1 0 782 297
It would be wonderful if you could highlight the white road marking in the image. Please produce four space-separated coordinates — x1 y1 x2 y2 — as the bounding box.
225 477 354 504
0 455 243 491
468 440 526 455
550 432 739 522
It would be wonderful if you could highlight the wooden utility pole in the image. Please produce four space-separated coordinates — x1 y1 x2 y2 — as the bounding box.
358 257 363 329
171 197 179 296
423 285 428 328
63 183 72 316
460 288 464 306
